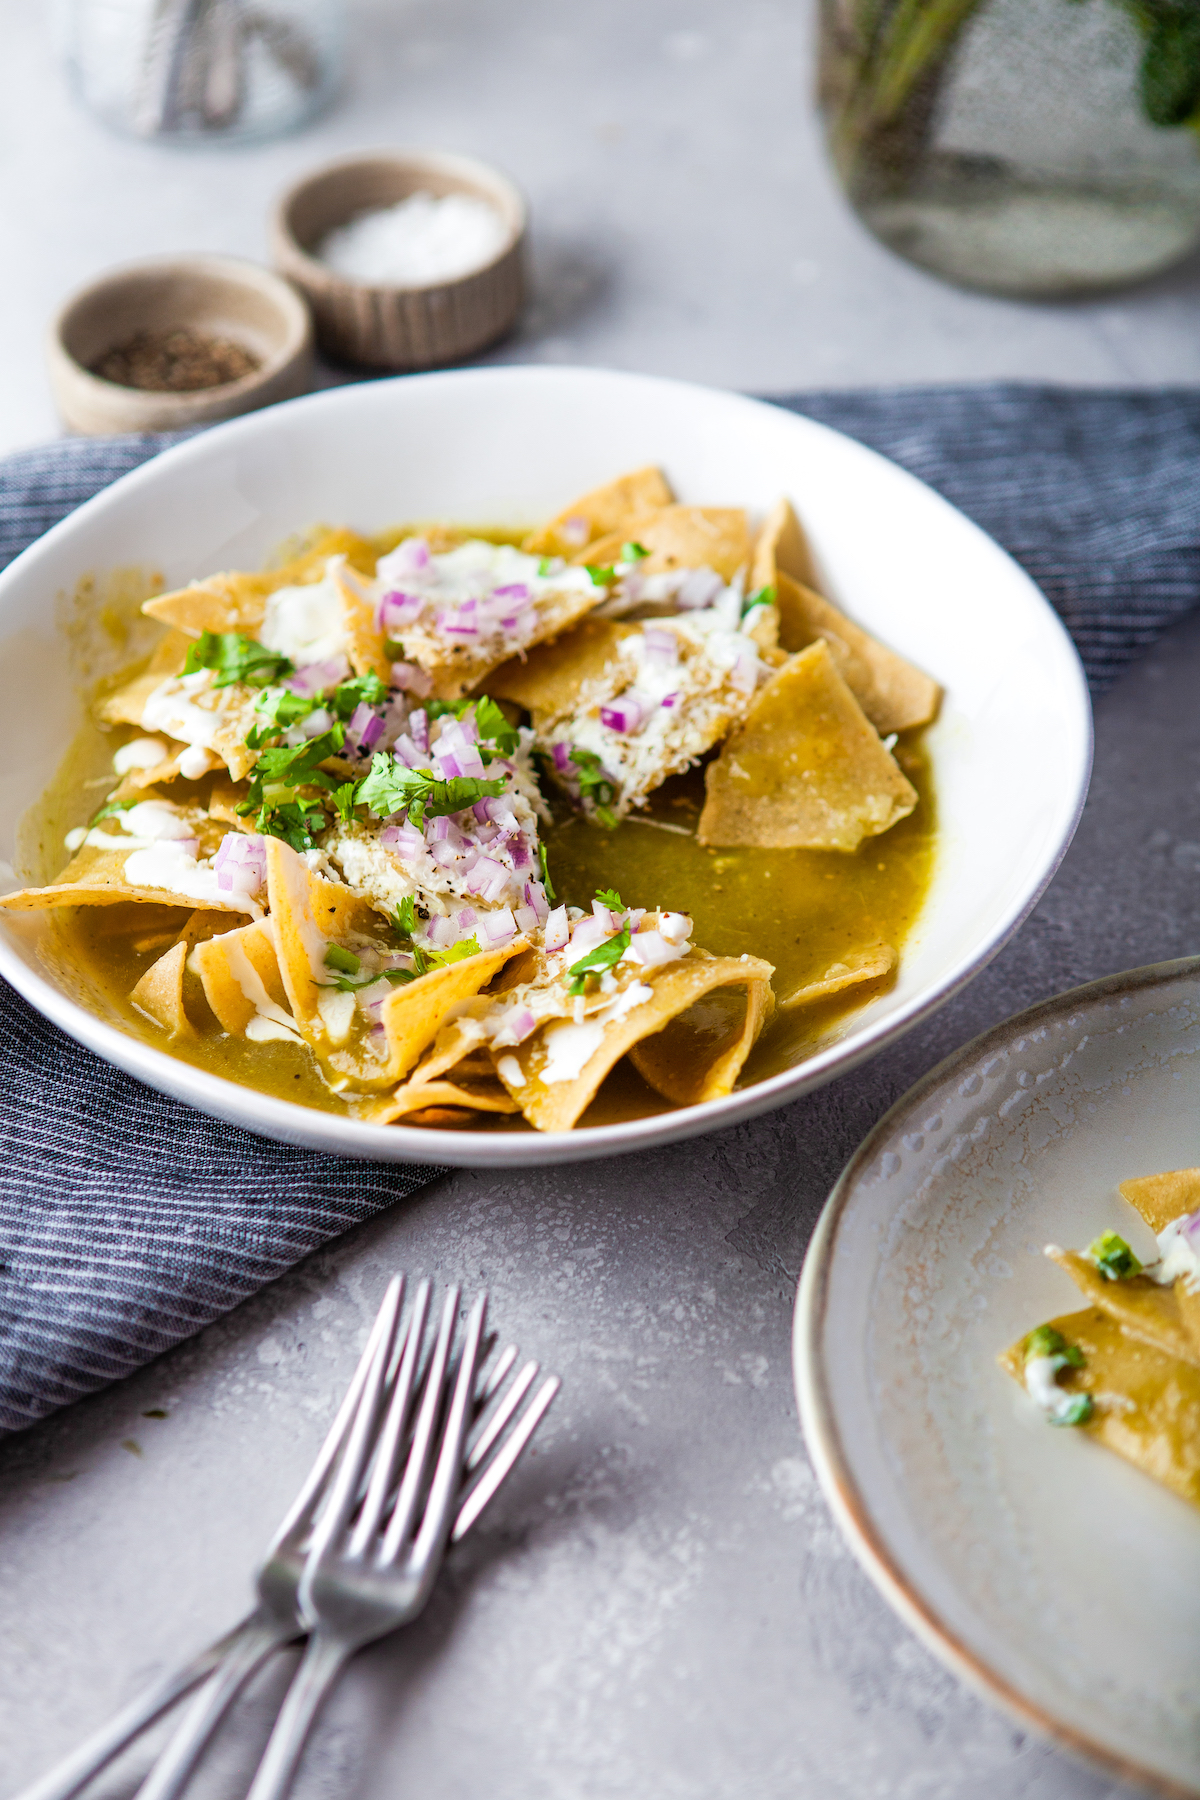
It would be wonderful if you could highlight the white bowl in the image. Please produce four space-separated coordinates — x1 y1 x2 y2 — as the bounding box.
793 959 1200 1793
0 367 1091 1168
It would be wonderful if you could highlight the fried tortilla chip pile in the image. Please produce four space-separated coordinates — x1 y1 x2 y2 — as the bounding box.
1 468 941 1132
1001 1167 1200 1509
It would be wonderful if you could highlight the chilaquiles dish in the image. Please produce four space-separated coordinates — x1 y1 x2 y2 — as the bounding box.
2 467 940 1133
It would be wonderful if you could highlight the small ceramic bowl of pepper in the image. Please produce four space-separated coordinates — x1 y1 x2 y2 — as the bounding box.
47 254 314 436
270 148 527 370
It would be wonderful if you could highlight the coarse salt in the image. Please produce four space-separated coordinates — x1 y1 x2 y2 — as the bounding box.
318 191 509 286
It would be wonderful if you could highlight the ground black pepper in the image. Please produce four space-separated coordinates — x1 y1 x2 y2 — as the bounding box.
91 327 260 392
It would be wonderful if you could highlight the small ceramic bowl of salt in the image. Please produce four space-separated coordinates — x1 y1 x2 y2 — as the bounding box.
271 149 526 370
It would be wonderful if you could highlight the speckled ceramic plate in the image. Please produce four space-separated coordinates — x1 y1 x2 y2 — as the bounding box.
794 958 1200 1796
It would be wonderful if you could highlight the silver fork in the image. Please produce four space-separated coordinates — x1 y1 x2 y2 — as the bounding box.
17 1277 556 1800
242 1285 559 1800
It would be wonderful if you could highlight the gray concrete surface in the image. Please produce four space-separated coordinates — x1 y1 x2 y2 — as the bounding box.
6 0 1200 459
3 578 1193 1799
3 1 1198 1794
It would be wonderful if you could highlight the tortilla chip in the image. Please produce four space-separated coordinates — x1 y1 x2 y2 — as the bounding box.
1120 1168 1200 1234
779 943 897 1011
142 573 270 638
774 573 940 736
190 916 294 1038
1049 1248 1200 1371
751 497 820 595
207 779 253 827
575 507 750 584
96 629 192 726
489 950 774 1132
522 467 675 558
484 619 638 728
120 747 223 791
0 841 250 915
372 1076 520 1123
333 566 391 681
130 941 195 1038
377 949 523 1085
626 955 776 1107
263 839 382 1031
697 640 918 852
1000 1306 1200 1511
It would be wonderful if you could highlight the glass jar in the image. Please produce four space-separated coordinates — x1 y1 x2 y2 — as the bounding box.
59 0 343 145
818 0 1200 295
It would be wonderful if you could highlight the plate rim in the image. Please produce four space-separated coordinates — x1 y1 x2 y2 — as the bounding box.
0 364 1093 1168
792 953 1200 1800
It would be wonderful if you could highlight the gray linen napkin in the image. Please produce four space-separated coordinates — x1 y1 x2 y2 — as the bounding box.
1 382 1197 1437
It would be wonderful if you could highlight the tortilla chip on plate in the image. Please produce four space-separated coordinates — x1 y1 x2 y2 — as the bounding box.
1000 1305 1200 1511
625 954 776 1108
484 619 638 728
139 530 376 637
773 573 940 736
1120 1168 1200 1234
190 915 296 1040
1048 1247 1200 1370
470 948 775 1132
371 1075 520 1123
751 497 820 595
130 940 195 1038
697 639 918 852
779 943 897 1011
0 828 250 915
521 467 675 559
576 506 750 584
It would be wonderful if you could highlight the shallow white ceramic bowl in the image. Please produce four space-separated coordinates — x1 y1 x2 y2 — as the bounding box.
794 959 1200 1796
0 367 1091 1167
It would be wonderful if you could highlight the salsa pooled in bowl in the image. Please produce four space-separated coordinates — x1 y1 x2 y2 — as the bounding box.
3 466 939 1134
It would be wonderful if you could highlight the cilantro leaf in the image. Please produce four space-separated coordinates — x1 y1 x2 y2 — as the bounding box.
430 936 481 965
356 754 505 827
247 797 327 852
538 843 556 903
537 556 557 577
324 944 361 976
331 670 389 720
1087 1230 1142 1281
1023 1326 1085 1369
389 896 418 940
742 585 776 616
584 564 616 587
620 541 649 562
330 781 361 823
236 725 346 846
183 630 293 690
595 887 623 911
569 747 618 828
472 696 520 757
567 927 630 995
88 798 135 827
426 698 474 723
1052 1394 1094 1427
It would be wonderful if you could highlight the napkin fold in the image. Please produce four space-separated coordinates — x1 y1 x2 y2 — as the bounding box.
1 382 1198 1437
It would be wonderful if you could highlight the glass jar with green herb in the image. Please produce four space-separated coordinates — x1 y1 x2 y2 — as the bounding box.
818 0 1200 294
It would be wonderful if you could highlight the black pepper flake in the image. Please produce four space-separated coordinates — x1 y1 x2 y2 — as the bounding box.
91 327 260 393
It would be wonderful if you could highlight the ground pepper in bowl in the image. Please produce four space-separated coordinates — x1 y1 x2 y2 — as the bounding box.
91 327 260 392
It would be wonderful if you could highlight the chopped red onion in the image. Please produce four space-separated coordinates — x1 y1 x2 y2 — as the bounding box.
523 880 550 924
409 708 429 753
566 915 607 957
641 627 678 665
551 741 571 773
496 1004 537 1044
676 566 724 610
600 696 645 735
389 661 433 697
213 832 266 897
457 907 478 931
514 904 539 934
377 591 425 633
561 515 590 547
437 750 463 779
658 910 692 944
346 703 384 752
426 914 458 948
622 929 687 969
478 907 517 945
660 692 678 709
380 825 425 860
493 583 530 601
510 838 532 870
174 837 201 859
466 857 511 902
286 655 349 697
388 536 431 576
544 904 569 952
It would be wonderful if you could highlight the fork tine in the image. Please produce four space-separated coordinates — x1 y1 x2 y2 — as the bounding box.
479 1342 518 1404
452 1375 560 1542
299 1276 403 1578
268 1275 402 1551
376 1285 459 1564
409 1292 489 1566
345 1278 431 1558
468 1358 538 1471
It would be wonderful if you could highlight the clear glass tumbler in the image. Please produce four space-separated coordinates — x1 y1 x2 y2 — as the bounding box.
818 0 1200 295
60 0 343 144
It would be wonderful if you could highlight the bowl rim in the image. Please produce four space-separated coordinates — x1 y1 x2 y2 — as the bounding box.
48 251 314 410
271 146 527 297
0 365 1093 1169
791 953 1200 1800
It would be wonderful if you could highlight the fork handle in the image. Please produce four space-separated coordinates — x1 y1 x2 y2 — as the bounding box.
11 1611 263 1800
133 1616 296 1800
243 1635 352 1800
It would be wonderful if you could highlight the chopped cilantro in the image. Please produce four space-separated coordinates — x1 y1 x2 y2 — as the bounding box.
330 781 361 823
331 670 389 720
389 895 418 940
620 541 649 562
183 630 293 690
1023 1326 1085 1368
538 842 556 902
584 564 616 587
1087 1230 1142 1280
324 944 361 976
383 637 406 660
246 686 319 746
356 754 504 828
325 964 417 993
742 585 776 616
595 887 623 911
248 797 327 853
236 725 346 845
472 695 520 757
569 747 618 829
537 556 557 577
567 927 630 995
431 936 481 965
